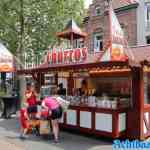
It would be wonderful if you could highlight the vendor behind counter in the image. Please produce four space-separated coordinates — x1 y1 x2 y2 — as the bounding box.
57 83 66 96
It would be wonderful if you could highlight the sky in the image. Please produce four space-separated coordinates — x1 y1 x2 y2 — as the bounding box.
84 0 93 8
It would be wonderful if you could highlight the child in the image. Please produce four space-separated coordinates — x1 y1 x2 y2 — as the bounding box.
20 108 29 139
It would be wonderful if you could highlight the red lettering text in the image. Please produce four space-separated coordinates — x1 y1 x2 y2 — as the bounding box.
74 49 81 61
58 50 63 63
81 47 87 61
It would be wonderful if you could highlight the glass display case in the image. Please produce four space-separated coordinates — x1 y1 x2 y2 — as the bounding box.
40 85 57 100
65 95 130 109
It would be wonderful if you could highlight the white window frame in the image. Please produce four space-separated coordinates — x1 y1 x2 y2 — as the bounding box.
95 6 101 16
76 39 84 48
146 35 150 44
145 2 150 30
94 33 103 53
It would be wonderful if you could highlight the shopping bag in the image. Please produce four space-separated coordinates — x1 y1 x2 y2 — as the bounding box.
55 96 70 112
39 120 51 135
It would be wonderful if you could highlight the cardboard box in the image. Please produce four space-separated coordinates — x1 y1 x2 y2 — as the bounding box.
40 120 51 135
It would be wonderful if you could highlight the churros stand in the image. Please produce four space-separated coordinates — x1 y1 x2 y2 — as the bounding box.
17 20 150 140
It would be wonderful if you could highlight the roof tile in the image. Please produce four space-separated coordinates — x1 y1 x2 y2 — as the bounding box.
112 0 138 9
126 45 150 63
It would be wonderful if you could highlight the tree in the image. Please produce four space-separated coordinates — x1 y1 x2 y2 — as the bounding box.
0 0 85 65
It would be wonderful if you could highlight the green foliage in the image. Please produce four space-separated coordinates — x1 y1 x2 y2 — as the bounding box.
0 89 6 97
0 0 85 60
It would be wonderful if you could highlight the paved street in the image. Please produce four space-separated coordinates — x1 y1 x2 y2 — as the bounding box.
0 117 112 150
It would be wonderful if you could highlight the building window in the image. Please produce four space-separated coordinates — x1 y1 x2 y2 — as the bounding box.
76 39 84 48
146 36 150 44
94 33 103 52
95 6 101 16
145 3 150 30
120 23 128 40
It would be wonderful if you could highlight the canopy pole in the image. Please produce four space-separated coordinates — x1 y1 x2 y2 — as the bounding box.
71 32 74 49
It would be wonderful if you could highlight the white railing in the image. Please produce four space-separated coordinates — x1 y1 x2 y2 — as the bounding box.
23 51 47 69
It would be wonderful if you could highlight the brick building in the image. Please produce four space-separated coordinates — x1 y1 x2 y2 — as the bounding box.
81 0 138 52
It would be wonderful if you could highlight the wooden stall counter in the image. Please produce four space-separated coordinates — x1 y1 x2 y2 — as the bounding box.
59 105 128 139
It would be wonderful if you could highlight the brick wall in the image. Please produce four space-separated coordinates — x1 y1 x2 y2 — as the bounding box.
83 0 137 52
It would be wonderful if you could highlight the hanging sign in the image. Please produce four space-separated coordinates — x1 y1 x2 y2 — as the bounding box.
111 6 127 61
46 47 88 64
100 6 127 62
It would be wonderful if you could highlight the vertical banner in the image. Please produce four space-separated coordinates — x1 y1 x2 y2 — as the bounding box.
100 2 128 62
110 5 127 61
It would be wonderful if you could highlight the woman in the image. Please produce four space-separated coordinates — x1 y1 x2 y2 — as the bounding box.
80 79 88 96
25 83 37 117
42 95 62 143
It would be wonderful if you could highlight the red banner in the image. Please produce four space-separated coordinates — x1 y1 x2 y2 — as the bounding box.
46 47 88 64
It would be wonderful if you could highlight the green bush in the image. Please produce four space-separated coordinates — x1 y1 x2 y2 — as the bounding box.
0 90 6 97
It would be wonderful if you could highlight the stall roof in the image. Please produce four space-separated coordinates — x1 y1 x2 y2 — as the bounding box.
17 61 129 74
56 19 87 39
0 43 14 72
17 45 150 75
125 45 150 65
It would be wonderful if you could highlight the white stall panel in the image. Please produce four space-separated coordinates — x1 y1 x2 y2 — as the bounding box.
95 113 112 132
59 113 64 123
66 110 77 126
144 112 149 134
80 111 92 129
144 121 147 134
119 113 126 132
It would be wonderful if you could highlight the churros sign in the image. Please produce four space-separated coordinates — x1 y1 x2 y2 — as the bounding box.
46 47 88 64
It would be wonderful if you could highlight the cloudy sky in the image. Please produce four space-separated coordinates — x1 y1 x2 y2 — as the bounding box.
84 0 92 8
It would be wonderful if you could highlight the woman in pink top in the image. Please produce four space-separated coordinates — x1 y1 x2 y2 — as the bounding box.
42 96 62 143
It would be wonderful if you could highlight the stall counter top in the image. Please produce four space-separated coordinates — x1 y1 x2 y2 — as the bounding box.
69 105 129 113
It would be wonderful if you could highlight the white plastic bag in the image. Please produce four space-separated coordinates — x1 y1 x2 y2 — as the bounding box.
55 96 70 112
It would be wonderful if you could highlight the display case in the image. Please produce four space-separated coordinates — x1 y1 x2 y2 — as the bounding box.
44 74 56 85
40 85 57 99
59 76 131 138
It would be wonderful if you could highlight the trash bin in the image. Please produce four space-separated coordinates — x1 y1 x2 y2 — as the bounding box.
0 96 17 118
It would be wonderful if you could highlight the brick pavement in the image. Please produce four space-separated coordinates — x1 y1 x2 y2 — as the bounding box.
0 118 113 150
0 139 24 150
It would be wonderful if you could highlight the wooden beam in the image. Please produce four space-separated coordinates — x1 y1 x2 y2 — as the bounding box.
127 67 144 140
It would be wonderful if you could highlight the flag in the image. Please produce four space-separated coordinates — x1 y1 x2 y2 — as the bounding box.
100 3 128 62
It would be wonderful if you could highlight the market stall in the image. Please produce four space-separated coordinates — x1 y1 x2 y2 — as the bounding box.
17 18 150 140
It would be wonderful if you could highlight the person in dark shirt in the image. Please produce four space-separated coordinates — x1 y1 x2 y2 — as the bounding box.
57 83 66 96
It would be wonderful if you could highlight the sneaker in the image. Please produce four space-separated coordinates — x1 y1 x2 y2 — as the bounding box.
54 139 60 144
19 135 26 140
19 134 28 140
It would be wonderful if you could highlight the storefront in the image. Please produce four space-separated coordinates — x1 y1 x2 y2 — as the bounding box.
59 72 131 138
